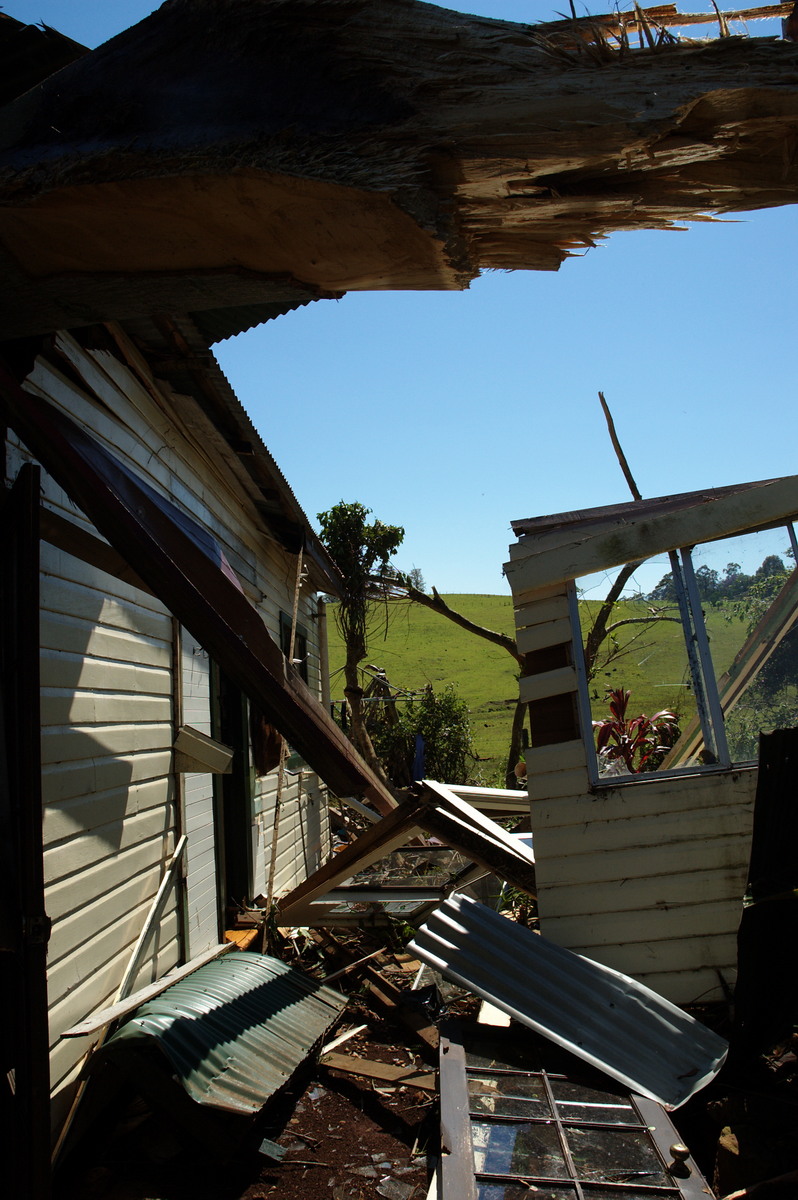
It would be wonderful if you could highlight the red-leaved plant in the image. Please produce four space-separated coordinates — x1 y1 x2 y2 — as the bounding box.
593 687 679 774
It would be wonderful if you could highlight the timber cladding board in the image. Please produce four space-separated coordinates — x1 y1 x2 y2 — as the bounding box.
518 664 577 703
535 866 751 923
533 829 750 891
564 931 740 988
41 750 174 806
43 778 172 847
515 615 572 655
542 896 744 953
46 854 173 967
48 927 181 1097
40 548 172 632
42 721 171 764
527 767 591 801
531 786 755 855
523 738 587 772
45 831 177 923
43 803 173 886
529 766 757 829
40 610 170 668
33 346 270 593
45 896 181 1013
506 475 798 592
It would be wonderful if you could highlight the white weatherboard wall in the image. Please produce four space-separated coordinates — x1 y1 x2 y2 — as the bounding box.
9 328 330 1132
512 579 756 1006
180 628 220 957
39 543 177 1130
251 586 329 900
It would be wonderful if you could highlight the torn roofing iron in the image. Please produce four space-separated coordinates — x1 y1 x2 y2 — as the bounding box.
408 894 727 1110
102 952 346 1114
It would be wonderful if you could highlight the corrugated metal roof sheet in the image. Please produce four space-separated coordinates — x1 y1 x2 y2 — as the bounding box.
408 894 727 1110
104 952 347 1114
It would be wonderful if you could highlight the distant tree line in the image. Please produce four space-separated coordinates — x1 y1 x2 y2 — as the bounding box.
646 554 790 605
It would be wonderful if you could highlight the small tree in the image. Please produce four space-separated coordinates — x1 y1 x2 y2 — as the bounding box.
317 501 404 776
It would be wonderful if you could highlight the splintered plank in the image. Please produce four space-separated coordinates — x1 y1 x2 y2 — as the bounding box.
320 1052 436 1093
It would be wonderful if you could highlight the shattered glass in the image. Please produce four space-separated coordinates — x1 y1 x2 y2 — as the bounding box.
472 1120 566 1178
468 1072 551 1118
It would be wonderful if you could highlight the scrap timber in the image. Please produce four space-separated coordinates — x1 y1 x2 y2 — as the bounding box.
2 2 798 336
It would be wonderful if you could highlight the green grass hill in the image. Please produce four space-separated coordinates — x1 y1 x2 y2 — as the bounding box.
325 594 748 783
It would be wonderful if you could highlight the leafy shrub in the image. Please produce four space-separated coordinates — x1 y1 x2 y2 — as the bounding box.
593 687 679 774
371 683 476 785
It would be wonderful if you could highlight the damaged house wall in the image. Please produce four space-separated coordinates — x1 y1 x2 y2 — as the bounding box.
3 323 336 1136
504 477 798 1005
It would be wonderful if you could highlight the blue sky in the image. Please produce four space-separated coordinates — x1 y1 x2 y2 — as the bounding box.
6 1 797 594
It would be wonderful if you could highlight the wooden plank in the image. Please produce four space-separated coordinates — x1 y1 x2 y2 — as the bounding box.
360 965 439 1053
519 665 577 703
574 929 739 980
276 793 430 919
533 829 750 889
515 615 573 655
513 595 570 630
529 766 757 830
623 966 735 1008
526 767 590 801
536 866 751 922
524 739 587 773
320 1052 436 1092
544 896 744 951
513 584 569 616
45 835 179 922
174 723 233 773
40 610 169 666
533 794 753 857
506 476 798 595
60 943 235 1037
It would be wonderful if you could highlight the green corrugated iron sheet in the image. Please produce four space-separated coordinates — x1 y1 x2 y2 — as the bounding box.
105 952 347 1114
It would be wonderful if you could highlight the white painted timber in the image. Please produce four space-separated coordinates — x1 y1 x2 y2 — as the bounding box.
527 767 592 801
519 665 577 703
180 628 220 957
527 768 755 1003
516 615 573 655
505 475 798 593
523 739 587 773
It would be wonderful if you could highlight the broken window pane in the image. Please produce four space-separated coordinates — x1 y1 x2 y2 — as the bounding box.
468 1072 551 1118
577 558 692 779
568 1126 669 1185
476 1186 575 1200
471 1120 567 1178
577 523 798 778
549 1078 636 1125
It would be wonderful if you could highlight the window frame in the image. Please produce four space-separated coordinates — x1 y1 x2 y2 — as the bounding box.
578 525 798 788
439 1022 710 1200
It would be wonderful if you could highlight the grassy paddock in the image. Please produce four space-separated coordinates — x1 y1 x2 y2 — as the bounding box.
325 595 749 782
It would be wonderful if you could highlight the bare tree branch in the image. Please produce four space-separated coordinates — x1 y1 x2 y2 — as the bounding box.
402 583 523 666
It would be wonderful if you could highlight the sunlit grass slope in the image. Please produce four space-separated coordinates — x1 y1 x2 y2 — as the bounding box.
325 595 748 783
